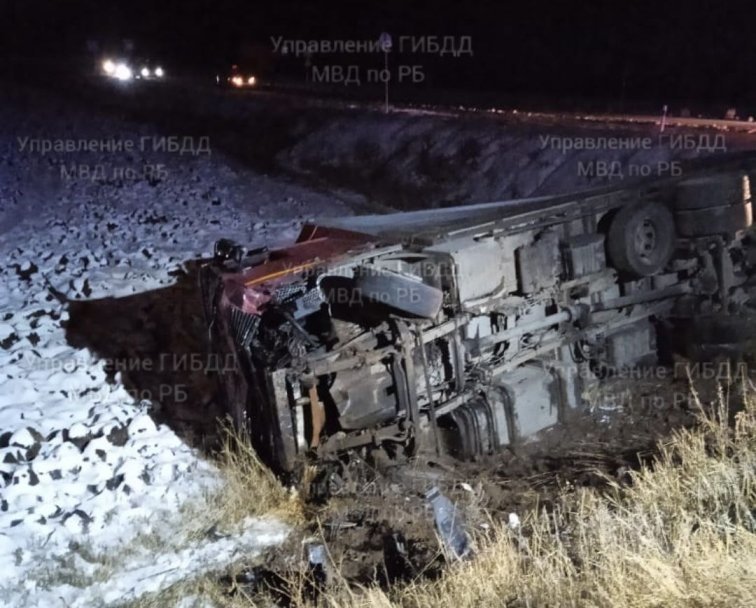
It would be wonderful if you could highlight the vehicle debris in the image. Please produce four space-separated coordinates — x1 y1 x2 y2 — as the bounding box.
426 486 471 560
306 541 329 583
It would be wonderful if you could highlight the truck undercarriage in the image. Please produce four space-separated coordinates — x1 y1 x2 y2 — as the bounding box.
201 155 756 473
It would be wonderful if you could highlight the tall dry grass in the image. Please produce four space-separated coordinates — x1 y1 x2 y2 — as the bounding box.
313 390 756 608
209 420 304 527
134 389 756 607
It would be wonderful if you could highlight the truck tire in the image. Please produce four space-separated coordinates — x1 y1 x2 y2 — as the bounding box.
354 268 443 318
675 175 745 211
607 202 676 276
675 202 752 237
674 174 752 237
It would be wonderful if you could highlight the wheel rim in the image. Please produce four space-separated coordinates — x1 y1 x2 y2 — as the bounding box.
634 219 657 262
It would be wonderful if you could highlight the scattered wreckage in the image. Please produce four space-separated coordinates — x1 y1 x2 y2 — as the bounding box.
201 154 756 473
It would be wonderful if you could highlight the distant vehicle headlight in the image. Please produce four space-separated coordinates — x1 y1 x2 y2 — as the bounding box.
114 63 133 81
231 75 243 87
248 76 256 85
102 59 115 75
140 67 150 78
155 66 164 77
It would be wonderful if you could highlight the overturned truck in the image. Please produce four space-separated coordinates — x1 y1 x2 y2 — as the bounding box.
201 155 756 472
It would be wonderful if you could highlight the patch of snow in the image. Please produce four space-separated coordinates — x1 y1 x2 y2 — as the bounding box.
10 517 289 607
0 87 349 605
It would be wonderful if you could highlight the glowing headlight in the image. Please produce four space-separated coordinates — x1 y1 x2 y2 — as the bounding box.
114 63 133 81
155 66 164 77
231 75 243 87
102 59 115 75
140 67 150 78
248 76 256 85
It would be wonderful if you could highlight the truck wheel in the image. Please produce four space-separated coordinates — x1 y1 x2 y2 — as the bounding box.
607 202 676 276
674 175 745 211
354 268 443 318
675 203 752 237
674 174 753 237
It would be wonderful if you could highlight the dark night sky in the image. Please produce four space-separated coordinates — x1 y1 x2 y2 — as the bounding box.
1 0 755 104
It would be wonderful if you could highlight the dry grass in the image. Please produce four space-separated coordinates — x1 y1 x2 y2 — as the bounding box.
291 388 756 608
334 391 756 608
133 388 756 608
208 420 305 528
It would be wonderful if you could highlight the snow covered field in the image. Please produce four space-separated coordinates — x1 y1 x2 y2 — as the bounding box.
0 89 348 606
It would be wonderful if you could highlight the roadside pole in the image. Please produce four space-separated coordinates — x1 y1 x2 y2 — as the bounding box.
660 104 668 132
384 50 389 113
379 32 392 113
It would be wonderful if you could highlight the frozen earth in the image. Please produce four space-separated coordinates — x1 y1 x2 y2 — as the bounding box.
0 88 348 606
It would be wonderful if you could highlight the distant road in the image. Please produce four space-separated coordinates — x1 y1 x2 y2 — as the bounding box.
213 80 756 134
